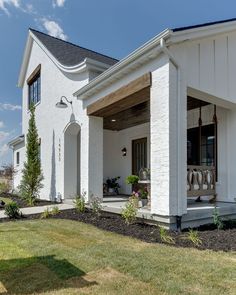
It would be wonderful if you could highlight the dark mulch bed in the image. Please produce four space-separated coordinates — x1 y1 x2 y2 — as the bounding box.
0 192 55 208
1 207 235 252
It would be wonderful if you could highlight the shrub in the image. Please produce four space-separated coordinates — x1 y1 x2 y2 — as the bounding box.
90 195 102 217
41 208 51 219
121 201 137 225
19 105 44 206
74 192 86 213
187 229 202 246
4 202 20 219
213 207 224 229
0 182 10 194
51 206 60 216
159 227 175 244
125 175 139 185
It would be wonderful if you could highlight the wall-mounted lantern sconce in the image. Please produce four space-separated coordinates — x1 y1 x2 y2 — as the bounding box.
55 96 72 109
122 147 127 156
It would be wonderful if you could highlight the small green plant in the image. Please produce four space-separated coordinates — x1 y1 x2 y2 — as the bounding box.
51 206 60 216
121 200 137 225
159 227 175 244
4 202 20 219
41 207 51 219
90 195 102 217
187 229 202 246
125 175 139 185
213 207 224 229
74 192 86 213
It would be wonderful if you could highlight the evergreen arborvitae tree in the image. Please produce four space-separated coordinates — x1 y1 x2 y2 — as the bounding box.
19 105 43 205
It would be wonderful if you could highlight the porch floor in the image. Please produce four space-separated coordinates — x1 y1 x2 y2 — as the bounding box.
102 195 236 229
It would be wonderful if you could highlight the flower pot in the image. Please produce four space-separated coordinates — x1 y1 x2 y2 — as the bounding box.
138 200 143 208
108 188 115 194
141 199 148 207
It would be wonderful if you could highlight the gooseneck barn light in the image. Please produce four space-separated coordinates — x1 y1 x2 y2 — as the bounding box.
55 96 72 109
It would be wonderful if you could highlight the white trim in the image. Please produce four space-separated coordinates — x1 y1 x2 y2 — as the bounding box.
170 20 236 44
73 29 171 99
8 135 25 148
18 31 113 88
74 19 236 100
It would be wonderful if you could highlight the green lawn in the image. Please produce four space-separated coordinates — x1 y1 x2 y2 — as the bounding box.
0 219 235 295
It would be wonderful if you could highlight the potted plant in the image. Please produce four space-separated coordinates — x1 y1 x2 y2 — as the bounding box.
106 177 120 194
126 174 139 186
139 188 148 206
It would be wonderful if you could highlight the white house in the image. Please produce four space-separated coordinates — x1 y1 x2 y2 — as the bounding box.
9 19 236 229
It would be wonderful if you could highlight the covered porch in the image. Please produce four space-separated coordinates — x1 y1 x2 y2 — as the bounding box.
82 67 236 228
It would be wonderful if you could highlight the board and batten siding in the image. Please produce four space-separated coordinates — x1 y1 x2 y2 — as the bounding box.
171 31 236 103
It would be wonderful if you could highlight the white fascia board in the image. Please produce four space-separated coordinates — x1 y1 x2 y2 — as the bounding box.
18 31 114 88
8 135 25 148
170 20 236 44
18 34 33 88
73 29 171 99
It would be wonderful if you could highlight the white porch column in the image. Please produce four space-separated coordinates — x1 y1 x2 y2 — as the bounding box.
150 58 187 217
80 116 103 202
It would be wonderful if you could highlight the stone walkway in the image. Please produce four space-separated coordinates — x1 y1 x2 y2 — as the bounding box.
0 203 74 219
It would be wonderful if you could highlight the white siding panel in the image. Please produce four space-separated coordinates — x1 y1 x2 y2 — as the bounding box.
199 40 214 93
228 32 236 101
186 43 200 88
215 36 228 98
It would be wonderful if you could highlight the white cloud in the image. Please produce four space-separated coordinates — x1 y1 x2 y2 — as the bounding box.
0 143 9 158
52 0 66 8
0 103 21 111
0 131 10 143
0 0 20 15
0 121 4 128
0 0 35 15
41 18 67 40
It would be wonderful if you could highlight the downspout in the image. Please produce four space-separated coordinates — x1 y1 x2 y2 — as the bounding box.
160 38 183 231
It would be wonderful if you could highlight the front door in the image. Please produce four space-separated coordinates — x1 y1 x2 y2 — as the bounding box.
132 137 147 176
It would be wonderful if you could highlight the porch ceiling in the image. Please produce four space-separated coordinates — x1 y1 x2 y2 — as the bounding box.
187 96 210 110
87 72 151 131
104 100 150 130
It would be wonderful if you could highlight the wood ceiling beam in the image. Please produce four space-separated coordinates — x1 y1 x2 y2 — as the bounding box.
87 72 151 116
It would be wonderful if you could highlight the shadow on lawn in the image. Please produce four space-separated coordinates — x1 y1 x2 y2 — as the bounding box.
0 255 97 294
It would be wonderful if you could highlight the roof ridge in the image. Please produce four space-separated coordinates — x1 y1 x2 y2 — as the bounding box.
173 17 236 32
29 28 119 62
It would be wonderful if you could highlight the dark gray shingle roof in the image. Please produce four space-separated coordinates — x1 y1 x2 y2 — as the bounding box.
30 28 119 67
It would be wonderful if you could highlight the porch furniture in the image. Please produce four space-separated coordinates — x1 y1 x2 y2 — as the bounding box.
187 165 216 202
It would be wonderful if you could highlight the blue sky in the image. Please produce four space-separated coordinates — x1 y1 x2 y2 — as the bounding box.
0 0 236 167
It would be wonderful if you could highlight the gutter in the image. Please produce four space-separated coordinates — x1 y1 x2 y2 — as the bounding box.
73 29 171 98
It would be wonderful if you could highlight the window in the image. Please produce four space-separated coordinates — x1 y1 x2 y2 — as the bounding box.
27 65 41 107
187 124 217 168
132 137 147 176
16 152 20 165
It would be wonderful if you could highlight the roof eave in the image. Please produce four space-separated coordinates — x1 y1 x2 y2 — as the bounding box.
8 135 25 148
73 28 172 99
18 30 117 88
170 19 236 44
18 33 33 88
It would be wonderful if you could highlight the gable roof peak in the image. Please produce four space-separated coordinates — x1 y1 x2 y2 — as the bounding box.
29 28 119 66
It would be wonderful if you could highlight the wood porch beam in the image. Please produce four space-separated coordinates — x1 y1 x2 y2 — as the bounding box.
87 72 151 117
